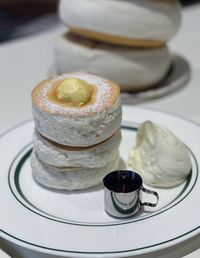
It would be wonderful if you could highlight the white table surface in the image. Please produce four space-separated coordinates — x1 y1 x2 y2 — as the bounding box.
0 4 200 258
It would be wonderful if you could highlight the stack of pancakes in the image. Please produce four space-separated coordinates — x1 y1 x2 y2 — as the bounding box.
54 0 181 92
30 72 122 190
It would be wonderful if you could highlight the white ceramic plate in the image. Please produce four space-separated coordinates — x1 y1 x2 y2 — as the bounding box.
0 106 200 258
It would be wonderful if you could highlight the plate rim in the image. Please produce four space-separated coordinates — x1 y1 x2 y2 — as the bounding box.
8 128 197 227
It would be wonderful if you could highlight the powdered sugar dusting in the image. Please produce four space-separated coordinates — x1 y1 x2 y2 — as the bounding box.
34 73 119 117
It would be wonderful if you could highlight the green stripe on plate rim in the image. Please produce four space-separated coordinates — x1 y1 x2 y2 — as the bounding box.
8 125 197 227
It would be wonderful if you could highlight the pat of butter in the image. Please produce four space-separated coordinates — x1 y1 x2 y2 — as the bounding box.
56 78 93 105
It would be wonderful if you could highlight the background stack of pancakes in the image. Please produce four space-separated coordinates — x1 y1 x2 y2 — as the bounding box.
30 73 122 191
54 0 182 92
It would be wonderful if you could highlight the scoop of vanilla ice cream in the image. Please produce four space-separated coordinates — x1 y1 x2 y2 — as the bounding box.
128 121 192 188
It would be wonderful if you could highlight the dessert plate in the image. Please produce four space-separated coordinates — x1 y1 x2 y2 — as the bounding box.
0 106 200 257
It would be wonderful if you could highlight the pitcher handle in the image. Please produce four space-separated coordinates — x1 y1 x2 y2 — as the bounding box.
140 186 159 207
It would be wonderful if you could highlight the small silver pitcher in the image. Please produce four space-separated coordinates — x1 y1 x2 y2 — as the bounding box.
103 170 159 218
